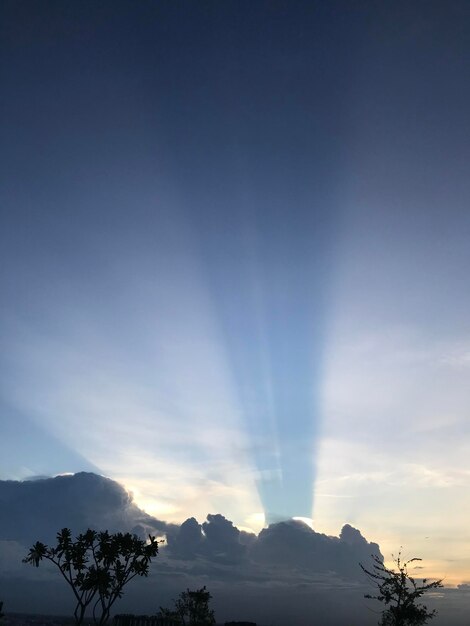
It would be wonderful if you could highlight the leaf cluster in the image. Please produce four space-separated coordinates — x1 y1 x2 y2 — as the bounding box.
24 528 160 625
360 553 443 626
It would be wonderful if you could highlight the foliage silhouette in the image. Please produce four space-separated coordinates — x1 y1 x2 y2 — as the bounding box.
158 586 216 626
0 600 4 622
360 552 443 625
24 528 160 625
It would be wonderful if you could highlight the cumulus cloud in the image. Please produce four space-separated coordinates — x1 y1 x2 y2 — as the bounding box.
0 473 381 579
166 513 254 563
165 513 381 584
0 472 173 546
249 519 381 580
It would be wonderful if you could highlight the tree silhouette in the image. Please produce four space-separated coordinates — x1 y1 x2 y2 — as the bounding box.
0 600 4 622
158 586 216 625
360 552 443 625
24 528 160 625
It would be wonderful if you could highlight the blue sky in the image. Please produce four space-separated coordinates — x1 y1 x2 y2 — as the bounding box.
1 0 470 583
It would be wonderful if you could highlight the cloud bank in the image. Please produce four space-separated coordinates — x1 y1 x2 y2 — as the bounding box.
0 473 386 625
3 473 466 625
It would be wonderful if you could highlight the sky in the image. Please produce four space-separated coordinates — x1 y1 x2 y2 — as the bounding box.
1 0 470 606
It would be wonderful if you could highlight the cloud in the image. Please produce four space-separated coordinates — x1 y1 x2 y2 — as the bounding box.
0 540 29 575
166 513 252 565
165 513 382 584
0 473 381 582
0 472 173 546
249 519 382 581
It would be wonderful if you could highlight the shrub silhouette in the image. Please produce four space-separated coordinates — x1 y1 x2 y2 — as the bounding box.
24 528 160 625
158 586 216 625
360 552 443 625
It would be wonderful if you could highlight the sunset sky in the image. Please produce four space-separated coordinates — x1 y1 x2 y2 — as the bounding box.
1 0 470 591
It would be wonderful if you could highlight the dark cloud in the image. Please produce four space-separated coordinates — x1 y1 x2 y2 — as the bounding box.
0 472 173 545
165 517 203 559
165 514 381 582
0 472 381 582
166 514 250 564
249 519 382 581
